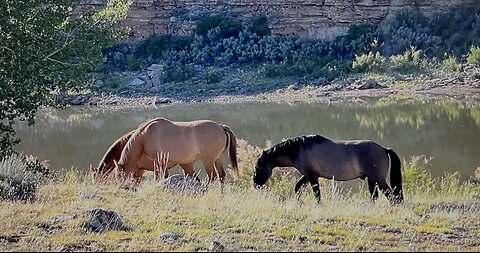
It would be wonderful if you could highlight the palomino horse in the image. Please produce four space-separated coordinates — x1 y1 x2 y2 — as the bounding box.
114 117 239 187
253 134 403 204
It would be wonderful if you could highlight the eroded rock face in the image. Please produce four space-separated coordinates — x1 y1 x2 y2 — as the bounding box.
80 0 470 40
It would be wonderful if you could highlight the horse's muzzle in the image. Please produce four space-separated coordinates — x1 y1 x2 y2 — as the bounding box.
253 183 261 189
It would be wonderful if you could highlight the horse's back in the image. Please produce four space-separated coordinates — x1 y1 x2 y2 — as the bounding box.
142 118 227 163
339 139 390 179
302 138 388 181
185 120 228 156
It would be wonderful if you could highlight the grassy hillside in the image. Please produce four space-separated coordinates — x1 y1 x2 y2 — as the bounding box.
1 141 479 251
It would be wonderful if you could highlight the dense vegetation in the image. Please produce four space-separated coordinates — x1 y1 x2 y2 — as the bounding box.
106 2 480 83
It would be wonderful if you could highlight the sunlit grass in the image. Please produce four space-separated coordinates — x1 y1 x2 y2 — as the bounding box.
0 141 479 251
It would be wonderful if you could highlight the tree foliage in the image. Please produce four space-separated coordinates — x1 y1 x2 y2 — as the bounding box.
0 0 130 159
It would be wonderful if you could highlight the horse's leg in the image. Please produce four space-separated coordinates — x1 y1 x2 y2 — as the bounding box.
215 159 226 195
180 163 199 181
214 160 226 183
307 175 321 203
367 178 379 202
376 180 394 204
203 158 225 194
202 159 217 184
294 175 309 199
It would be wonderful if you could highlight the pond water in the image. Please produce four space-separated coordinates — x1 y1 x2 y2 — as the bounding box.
14 97 480 182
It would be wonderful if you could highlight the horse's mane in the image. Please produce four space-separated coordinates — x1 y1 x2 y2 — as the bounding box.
259 134 329 162
118 117 163 165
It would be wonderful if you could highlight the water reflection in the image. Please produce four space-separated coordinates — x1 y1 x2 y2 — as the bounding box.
14 97 480 181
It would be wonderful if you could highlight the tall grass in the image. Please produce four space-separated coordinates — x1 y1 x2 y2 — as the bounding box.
0 154 48 202
0 142 479 251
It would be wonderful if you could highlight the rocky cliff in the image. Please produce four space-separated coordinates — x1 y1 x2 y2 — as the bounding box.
80 0 473 40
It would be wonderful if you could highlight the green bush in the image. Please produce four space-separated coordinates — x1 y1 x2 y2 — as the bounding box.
263 58 346 81
105 5 480 76
163 64 196 83
246 15 271 37
467 45 480 66
441 53 460 72
195 14 243 41
135 35 192 59
389 47 428 73
378 3 480 57
206 68 223 84
127 57 140 71
429 2 480 56
352 52 386 73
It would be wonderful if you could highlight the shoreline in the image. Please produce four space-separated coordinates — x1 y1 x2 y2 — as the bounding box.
62 65 480 107
67 67 480 106
67 79 480 108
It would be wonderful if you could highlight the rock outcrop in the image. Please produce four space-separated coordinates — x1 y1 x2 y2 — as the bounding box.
80 0 472 40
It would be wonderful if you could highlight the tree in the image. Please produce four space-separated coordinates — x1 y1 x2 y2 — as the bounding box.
0 0 130 159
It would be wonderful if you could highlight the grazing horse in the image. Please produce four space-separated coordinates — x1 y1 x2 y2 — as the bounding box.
253 134 403 204
92 130 135 183
91 118 165 183
114 117 239 187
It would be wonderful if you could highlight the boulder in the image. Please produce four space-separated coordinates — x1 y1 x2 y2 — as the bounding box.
352 79 385 90
157 232 181 244
159 175 207 196
130 78 146 86
83 209 131 233
208 241 225 252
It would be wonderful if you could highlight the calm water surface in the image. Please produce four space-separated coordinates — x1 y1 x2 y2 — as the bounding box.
14 97 480 182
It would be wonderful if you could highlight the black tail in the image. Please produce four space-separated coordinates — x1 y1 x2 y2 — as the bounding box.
386 148 403 204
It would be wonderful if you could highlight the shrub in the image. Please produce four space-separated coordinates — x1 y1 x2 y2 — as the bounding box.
163 64 196 83
127 57 140 71
206 68 223 84
135 35 192 59
467 45 480 66
0 154 51 202
352 52 386 73
378 7 440 56
263 58 346 81
429 2 480 56
389 47 428 73
441 53 460 72
195 14 243 41
246 15 271 37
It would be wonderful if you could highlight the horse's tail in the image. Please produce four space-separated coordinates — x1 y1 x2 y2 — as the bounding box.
222 125 239 178
385 148 404 204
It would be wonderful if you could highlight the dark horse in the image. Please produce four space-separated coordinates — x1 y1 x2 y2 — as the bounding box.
253 135 403 204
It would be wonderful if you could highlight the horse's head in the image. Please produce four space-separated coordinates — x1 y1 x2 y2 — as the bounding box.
253 151 274 188
91 162 110 183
